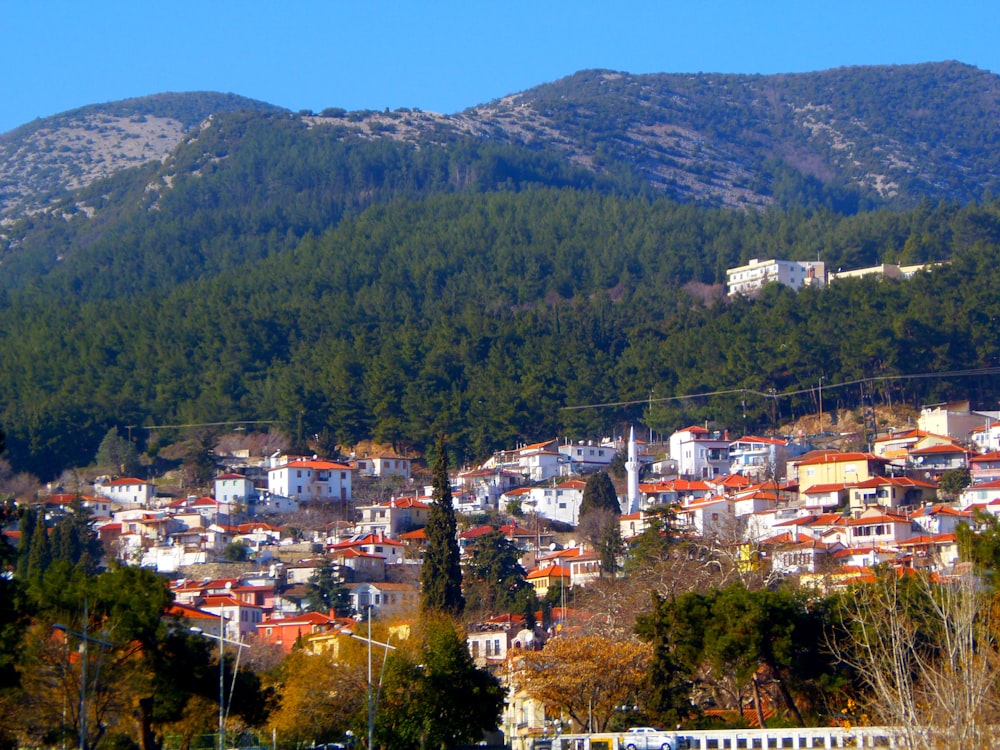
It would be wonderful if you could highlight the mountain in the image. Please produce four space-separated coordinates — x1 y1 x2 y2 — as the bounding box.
0 92 285 217
3 61 1000 225
4 63 1000 480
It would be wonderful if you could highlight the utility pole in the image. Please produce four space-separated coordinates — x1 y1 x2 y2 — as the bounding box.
818 376 824 431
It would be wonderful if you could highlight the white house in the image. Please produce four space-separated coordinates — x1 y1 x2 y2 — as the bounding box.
675 496 733 537
95 477 155 507
268 458 352 502
355 496 431 538
346 581 419 620
910 505 973 535
489 440 571 482
353 455 412 481
557 441 615 473
504 480 586 526
728 435 790 479
215 473 257 505
970 416 1000 453
669 426 730 480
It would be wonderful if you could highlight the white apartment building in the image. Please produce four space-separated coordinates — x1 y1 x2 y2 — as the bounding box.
726 258 825 297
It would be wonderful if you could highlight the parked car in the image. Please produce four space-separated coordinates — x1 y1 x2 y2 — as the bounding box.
622 727 682 750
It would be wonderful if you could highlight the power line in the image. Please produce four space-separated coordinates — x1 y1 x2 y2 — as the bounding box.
141 420 277 430
560 366 1000 412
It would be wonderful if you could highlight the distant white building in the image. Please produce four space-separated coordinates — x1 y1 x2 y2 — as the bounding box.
558 441 615 473
214 473 256 505
268 458 352 502
917 401 985 444
726 258 825 297
95 477 155 507
669 426 730 480
502 479 587 526
352 455 412 481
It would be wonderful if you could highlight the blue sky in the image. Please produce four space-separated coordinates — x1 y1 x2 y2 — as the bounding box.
2 1 999 135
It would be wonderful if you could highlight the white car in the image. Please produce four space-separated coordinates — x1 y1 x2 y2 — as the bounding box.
623 728 676 750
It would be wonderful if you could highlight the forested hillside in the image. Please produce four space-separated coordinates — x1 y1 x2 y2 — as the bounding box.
4 63 1000 480
4 185 1000 479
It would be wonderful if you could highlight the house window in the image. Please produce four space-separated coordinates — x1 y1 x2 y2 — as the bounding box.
472 641 480 658
494 639 501 654
485 640 492 656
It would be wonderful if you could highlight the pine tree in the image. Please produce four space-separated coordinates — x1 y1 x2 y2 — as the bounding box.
305 556 351 616
420 436 464 615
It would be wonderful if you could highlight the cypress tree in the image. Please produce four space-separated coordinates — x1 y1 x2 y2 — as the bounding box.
26 507 51 584
16 506 35 580
420 436 464 616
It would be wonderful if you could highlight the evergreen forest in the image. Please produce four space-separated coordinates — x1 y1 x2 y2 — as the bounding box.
2 75 1000 479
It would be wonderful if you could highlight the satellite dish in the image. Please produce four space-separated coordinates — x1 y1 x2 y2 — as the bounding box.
224 581 233 589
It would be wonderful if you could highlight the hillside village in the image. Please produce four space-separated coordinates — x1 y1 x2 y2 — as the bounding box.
9 393 1000 745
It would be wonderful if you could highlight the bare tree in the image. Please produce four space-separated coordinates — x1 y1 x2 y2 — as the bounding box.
830 570 1000 749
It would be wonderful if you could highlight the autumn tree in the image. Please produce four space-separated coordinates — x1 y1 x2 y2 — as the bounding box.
519 634 653 733
265 647 367 746
420 436 464 616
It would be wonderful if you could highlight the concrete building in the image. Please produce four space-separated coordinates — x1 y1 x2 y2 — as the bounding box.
726 258 825 297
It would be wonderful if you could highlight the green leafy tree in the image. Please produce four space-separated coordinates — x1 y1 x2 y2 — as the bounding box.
16 505 36 580
420 437 464 616
376 616 503 750
305 557 352 616
223 542 250 562
463 529 529 615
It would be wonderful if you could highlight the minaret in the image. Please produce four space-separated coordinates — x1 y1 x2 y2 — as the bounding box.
626 426 640 513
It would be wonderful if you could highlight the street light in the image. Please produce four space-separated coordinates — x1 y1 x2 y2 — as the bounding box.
52 615 111 750
191 613 248 750
341 606 395 750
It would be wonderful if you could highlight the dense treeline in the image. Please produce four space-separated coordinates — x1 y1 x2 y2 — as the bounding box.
3 182 1000 479
0 116 640 299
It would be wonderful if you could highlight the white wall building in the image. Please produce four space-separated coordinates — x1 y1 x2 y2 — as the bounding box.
558 441 615 473
268 458 352 502
726 258 825 297
95 477 155 507
215 473 256 505
669 426 730 480
504 480 586 526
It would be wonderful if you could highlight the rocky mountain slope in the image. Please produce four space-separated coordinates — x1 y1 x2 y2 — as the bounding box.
0 92 283 217
3 62 1000 223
